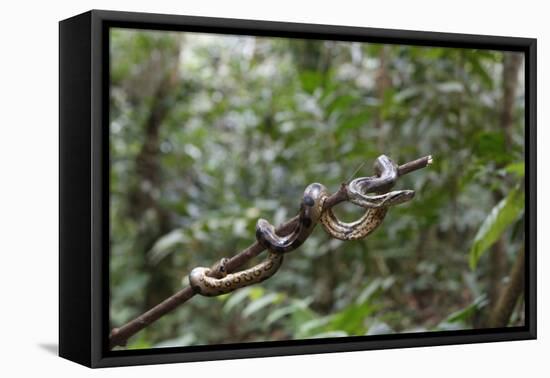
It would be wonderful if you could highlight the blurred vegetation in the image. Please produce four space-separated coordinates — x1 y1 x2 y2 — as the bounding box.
109 28 525 349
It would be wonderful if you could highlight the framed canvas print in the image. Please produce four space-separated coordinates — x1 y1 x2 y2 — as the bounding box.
59 10 536 368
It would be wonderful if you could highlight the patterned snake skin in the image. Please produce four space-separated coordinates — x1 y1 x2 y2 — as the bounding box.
319 155 414 240
188 253 283 297
255 183 328 253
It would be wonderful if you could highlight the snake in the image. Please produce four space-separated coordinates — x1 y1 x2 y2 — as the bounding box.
188 253 284 297
255 183 329 254
319 190 414 240
190 155 414 296
319 155 415 240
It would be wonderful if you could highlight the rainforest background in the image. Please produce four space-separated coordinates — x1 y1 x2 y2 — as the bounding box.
109 28 525 349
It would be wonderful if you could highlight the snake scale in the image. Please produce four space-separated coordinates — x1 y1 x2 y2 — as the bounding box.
189 155 414 296
255 183 328 254
189 253 283 297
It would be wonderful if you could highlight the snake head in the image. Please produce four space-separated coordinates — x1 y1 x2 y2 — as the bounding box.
386 189 415 206
210 258 229 278
302 183 328 220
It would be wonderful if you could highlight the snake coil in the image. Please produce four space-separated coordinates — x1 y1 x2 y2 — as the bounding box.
188 253 283 297
255 183 329 254
319 155 415 240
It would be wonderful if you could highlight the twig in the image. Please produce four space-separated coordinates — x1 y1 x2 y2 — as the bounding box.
109 154 433 348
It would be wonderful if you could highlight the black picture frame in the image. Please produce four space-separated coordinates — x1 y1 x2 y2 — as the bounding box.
59 9 537 368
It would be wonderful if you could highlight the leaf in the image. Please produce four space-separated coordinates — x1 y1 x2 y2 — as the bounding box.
338 108 371 132
328 301 374 335
442 295 488 324
325 93 358 116
394 86 421 103
242 293 281 318
503 161 525 178
148 229 187 264
355 277 395 304
297 317 332 337
355 279 382 304
266 306 299 326
469 187 525 270
437 81 464 93
248 286 265 300
299 70 323 94
222 287 253 313
265 298 313 326
467 56 493 89
473 131 510 165
289 299 318 330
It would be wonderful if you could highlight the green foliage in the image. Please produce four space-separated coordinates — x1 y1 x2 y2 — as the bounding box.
242 293 284 318
109 28 526 348
436 295 488 331
503 161 525 177
469 186 525 270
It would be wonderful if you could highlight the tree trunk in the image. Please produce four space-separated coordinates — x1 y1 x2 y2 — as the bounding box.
487 52 522 310
126 44 182 311
375 46 391 150
489 248 525 327
500 53 523 148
